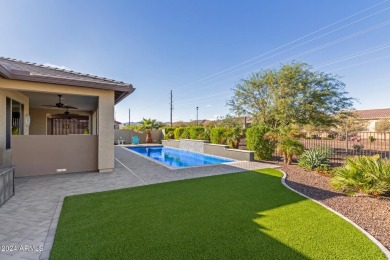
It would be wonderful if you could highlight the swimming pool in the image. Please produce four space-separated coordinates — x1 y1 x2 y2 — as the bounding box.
128 146 234 168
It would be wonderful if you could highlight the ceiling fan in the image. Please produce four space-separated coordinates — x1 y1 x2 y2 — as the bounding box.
43 94 78 109
52 108 79 119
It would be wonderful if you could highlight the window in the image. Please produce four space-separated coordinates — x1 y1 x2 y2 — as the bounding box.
49 115 89 135
11 100 23 135
6 98 11 149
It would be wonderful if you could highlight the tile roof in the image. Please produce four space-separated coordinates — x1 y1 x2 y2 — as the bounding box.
0 57 134 104
356 108 390 119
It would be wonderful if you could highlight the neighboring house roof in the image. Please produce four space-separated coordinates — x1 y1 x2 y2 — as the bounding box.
356 108 390 120
0 57 135 104
114 120 122 125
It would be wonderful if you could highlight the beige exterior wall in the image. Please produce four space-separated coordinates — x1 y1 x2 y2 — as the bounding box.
114 129 163 144
0 88 30 167
97 92 114 172
0 78 116 173
12 135 98 177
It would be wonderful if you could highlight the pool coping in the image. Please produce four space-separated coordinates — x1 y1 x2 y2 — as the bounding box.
122 146 239 170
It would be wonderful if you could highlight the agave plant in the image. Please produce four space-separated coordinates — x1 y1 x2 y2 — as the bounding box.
330 155 390 196
298 147 331 170
277 138 305 164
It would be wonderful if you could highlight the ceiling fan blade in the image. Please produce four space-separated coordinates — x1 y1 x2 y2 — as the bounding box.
42 105 58 108
63 105 78 109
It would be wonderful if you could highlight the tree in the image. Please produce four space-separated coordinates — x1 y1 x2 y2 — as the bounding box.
333 111 367 134
375 119 390 132
138 118 163 143
227 62 354 128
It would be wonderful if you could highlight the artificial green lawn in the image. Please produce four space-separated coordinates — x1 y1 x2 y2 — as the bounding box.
50 169 386 259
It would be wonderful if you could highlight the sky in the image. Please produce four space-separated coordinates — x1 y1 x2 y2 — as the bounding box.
1 0 389 123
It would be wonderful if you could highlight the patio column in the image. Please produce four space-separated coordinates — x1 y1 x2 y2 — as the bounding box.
98 91 115 172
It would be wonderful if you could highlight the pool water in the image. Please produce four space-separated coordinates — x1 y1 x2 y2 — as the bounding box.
128 146 234 168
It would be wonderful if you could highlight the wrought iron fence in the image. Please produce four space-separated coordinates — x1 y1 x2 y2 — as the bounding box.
271 131 390 166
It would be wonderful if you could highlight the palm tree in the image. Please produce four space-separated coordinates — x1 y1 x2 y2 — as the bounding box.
265 126 305 164
277 138 305 164
139 118 162 143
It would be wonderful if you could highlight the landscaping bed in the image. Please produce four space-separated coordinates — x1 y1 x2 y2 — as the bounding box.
281 164 390 250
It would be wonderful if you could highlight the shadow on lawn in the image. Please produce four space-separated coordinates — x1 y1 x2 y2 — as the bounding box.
50 169 383 259
285 178 345 201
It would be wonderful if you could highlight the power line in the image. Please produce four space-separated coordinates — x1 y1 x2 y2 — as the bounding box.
174 42 390 108
314 43 390 69
175 20 390 99
328 54 390 73
174 1 390 91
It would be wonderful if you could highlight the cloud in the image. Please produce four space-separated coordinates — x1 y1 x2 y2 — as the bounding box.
43 63 71 70
205 105 212 107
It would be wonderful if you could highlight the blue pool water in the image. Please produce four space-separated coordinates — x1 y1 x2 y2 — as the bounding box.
128 146 234 168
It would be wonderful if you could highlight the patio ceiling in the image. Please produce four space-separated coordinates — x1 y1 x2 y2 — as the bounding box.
22 91 98 111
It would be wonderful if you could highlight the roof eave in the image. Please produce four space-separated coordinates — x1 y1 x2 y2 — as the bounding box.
115 87 135 105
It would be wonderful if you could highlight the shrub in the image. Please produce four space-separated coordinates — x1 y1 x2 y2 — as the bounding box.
330 155 390 196
180 128 190 139
174 127 185 140
298 147 331 170
246 125 276 160
226 127 243 149
203 128 211 141
210 127 227 144
189 126 205 140
368 136 376 142
277 138 305 164
174 127 190 139
353 144 364 152
163 127 175 140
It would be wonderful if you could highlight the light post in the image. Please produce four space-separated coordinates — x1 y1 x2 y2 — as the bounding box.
196 106 199 126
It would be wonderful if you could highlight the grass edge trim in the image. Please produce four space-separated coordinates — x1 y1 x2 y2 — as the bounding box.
279 169 390 259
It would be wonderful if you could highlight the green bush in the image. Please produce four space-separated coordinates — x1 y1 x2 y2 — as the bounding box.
174 127 184 139
210 128 227 144
226 127 243 149
330 155 390 196
163 127 176 140
246 125 276 160
298 147 331 170
189 126 205 140
277 138 305 164
180 128 190 139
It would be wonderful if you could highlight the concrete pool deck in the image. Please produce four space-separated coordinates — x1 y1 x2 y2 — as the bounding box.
0 146 277 260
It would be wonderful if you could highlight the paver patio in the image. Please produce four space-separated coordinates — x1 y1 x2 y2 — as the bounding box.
0 147 276 260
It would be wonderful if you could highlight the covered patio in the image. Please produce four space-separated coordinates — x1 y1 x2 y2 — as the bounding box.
0 57 135 177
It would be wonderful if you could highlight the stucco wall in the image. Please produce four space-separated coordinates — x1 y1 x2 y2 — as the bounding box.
203 143 254 161
161 139 180 148
0 79 116 172
115 129 163 144
12 135 98 177
0 89 29 167
162 139 254 161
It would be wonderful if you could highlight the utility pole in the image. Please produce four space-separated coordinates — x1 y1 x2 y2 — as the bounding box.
128 108 131 126
196 106 199 126
170 90 173 127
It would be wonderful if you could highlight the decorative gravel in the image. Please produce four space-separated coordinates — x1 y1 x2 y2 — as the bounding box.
280 164 390 250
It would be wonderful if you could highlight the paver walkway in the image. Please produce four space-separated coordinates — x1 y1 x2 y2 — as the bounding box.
0 147 276 260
